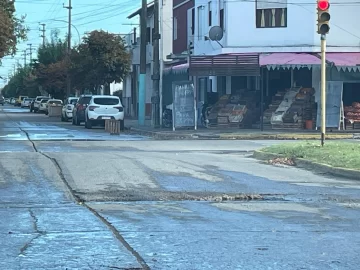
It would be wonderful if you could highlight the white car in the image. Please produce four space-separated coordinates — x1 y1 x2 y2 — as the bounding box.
38 98 51 113
33 96 49 112
21 98 33 108
84 95 124 130
61 97 78 121
44 99 63 115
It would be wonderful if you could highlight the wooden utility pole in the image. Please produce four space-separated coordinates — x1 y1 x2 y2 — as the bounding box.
64 0 72 97
39 23 46 47
151 0 160 127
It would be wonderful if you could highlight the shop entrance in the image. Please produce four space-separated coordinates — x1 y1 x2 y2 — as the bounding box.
343 82 360 129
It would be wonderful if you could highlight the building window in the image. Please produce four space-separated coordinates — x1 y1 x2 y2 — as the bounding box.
146 27 151 43
256 8 287 28
208 2 212 26
191 8 195 35
198 6 204 40
173 17 178 40
219 8 224 30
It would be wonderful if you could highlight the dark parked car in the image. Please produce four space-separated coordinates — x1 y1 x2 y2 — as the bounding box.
72 95 92 125
0 96 4 106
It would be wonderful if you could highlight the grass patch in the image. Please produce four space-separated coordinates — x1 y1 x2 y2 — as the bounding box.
262 141 360 170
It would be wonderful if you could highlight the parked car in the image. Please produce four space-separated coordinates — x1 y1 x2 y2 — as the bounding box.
15 96 28 106
44 99 63 115
61 97 78 122
10 98 16 105
33 96 49 112
21 98 34 108
0 96 4 106
38 98 51 113
5 98 9 104
72 95 92 126
84 95 124 130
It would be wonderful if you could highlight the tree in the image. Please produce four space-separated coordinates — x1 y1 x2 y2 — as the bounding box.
71 30 131 94
0 1 28 59
2 66 39 97
33 31 68 99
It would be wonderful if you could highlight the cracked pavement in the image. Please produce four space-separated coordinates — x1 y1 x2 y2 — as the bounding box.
1 106 360 269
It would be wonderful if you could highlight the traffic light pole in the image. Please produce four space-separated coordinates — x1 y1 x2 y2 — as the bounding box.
320 34 326 146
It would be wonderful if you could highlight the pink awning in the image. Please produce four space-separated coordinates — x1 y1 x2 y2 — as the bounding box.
326 53 360 71
260 53 320 69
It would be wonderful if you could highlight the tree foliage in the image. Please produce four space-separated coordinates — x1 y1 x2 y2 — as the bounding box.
3 29 131 98
71 30 131 94
33 31 68 99
0 0 28 59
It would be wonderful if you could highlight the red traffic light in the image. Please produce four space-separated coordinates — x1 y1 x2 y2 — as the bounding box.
318 0 329 10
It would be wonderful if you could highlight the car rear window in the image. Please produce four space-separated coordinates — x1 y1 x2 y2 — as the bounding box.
69 99 78 104
41 99 49 103
93 97 119 105
49 100 62 104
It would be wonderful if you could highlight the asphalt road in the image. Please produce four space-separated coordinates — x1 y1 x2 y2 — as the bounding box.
1 105 360 269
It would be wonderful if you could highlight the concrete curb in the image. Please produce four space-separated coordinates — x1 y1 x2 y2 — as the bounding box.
127 126 355 140
253 150 360 180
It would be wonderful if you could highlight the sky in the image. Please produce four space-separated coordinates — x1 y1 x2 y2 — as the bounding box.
0 0 142 88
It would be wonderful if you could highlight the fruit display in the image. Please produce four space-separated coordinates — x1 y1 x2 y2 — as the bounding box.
345 102 360 122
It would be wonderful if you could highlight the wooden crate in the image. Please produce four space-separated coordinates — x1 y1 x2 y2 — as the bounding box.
105 120 120 135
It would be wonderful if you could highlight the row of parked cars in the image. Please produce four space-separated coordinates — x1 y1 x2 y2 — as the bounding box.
26 94 125 130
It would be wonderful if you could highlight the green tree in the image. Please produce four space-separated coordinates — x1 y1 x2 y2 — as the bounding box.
0 1 28 59
71 30 131 94
2 66 38 97
33 31 68 99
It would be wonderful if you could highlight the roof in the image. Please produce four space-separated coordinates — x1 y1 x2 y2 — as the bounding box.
260 53 320 70
127 1 154 19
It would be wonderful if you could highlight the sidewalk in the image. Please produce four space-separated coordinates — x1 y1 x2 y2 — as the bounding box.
125 119 359 140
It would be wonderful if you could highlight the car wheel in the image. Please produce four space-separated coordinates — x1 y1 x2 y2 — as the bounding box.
85 117 92 129
45 111 48 115
120 120 125 131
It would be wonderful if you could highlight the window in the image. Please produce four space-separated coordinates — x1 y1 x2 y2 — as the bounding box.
256 0 287 28
197 6 204 40
256 8 287 28
173 17 178 40
219 8 224 30
208 2 212 26
93 98 120 105
146 27 151 43
191 8 195 35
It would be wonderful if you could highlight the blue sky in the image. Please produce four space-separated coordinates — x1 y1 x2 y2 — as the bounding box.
0 0 142 88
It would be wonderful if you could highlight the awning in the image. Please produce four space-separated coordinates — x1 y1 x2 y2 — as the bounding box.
260 53 320 70
326 53 360 72
189 54 260 76
163 63 188 75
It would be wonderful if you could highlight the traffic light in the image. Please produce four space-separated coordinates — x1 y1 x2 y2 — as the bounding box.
317 0 330 34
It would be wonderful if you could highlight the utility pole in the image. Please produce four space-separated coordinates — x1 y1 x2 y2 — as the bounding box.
159 2 164 127
139 0 147 125
21 50 27 66
151 0 160 127
27 44 33 63
64 0 72 97
39 23 46 47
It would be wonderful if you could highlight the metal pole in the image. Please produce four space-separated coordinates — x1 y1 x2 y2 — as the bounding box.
260 68 264 131
159 2 163 128
151 0 160 128
139 0 147 125
65 0 72 97
320 34 326 146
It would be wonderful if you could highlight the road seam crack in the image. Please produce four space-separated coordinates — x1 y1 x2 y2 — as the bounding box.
22 129 150 270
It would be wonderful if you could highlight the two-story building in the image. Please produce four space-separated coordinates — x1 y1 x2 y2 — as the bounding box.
122 1 173 118
178 0 360 130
